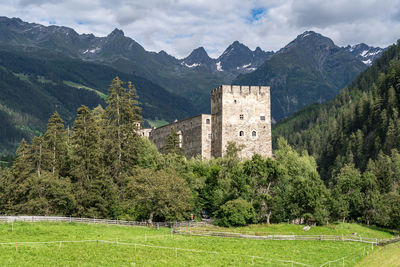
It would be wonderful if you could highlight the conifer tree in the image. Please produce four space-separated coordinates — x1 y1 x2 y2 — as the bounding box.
71 106 101 182
163 127 183 155
44 112 67 177
104 77 142 184
71 105 115 217
29 136 50 178
11 138 31 182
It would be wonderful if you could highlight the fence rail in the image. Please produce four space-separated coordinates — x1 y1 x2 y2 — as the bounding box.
0 216 209 228
173 228 379 244
377 236 400 246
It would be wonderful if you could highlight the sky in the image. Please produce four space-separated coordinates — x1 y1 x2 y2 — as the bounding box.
2 0 400 58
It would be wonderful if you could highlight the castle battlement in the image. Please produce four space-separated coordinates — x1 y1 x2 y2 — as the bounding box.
212 85 270 96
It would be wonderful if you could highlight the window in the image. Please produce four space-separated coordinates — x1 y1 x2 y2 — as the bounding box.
240 114 244 120
239 131 244 136
206 119 210 124
252 131 257 137
234 100 237 104
260 116 265 121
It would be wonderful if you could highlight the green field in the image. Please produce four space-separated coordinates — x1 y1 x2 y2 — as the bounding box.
355 242 400 267
0 222 390 266
63 80 107 99
190 222 395 239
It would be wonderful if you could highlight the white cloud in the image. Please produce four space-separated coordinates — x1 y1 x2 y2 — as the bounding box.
1 0 400 58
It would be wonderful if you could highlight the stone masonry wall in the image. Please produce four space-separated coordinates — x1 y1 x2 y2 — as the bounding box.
211 85 272 159
148 114 212 159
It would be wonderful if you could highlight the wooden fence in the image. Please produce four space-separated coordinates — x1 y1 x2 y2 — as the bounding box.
173 228 380 245
377 236 400 246
0 216 209 228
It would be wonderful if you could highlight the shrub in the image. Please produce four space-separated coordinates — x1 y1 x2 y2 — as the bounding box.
216 198 256 227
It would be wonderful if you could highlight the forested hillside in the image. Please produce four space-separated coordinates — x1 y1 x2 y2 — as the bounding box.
0 50 196 154
273 40 400 181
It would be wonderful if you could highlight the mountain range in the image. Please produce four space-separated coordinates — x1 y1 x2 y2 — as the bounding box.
233 31 385 121
272 40 400 181
0 16 387 153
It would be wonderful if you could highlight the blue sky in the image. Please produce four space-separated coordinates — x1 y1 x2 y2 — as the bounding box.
1 0 400 58
248 7 266 23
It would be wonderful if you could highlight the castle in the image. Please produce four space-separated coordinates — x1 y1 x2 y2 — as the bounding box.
139 85 272 159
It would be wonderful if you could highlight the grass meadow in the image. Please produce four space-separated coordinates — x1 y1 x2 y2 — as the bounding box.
355 241 400 267
0 222 393 266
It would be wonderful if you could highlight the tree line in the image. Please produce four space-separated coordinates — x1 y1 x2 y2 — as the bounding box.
0 76 399 229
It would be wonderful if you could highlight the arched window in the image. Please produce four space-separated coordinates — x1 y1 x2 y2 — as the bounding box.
252 131 257 137
239 131 244 136
240 114 244 120
206 119 210 124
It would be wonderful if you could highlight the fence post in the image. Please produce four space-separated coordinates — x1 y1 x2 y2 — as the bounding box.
214 252 216 260
175 248 178 257
342 257 344 267
15 242 17 252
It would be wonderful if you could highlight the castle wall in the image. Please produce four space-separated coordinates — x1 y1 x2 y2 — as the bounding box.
211 87 223 158
211 85 272 159
138 128 152 138
148 114 212 159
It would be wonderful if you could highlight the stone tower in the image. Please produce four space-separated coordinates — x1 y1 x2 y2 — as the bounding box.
211 85 272 158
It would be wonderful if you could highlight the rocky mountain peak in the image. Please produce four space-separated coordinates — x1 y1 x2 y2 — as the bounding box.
344 43 385 66
108 28 125 38
181 47 213 68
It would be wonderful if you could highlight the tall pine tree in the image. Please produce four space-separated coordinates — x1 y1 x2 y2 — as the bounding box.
103 77 142 184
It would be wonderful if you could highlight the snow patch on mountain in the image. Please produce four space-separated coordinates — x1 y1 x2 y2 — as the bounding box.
216 61 223 71
83 47 101 54
236 63 252 70
181 62 200 68
362 59 372 65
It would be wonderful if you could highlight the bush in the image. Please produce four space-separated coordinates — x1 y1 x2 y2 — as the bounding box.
215 198 256 227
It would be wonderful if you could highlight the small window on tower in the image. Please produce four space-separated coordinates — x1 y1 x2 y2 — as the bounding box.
240 114 244 120
252 131 257 137
234 100 237 104
260 116 265 121
206 119 210 124
239 131 244 136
